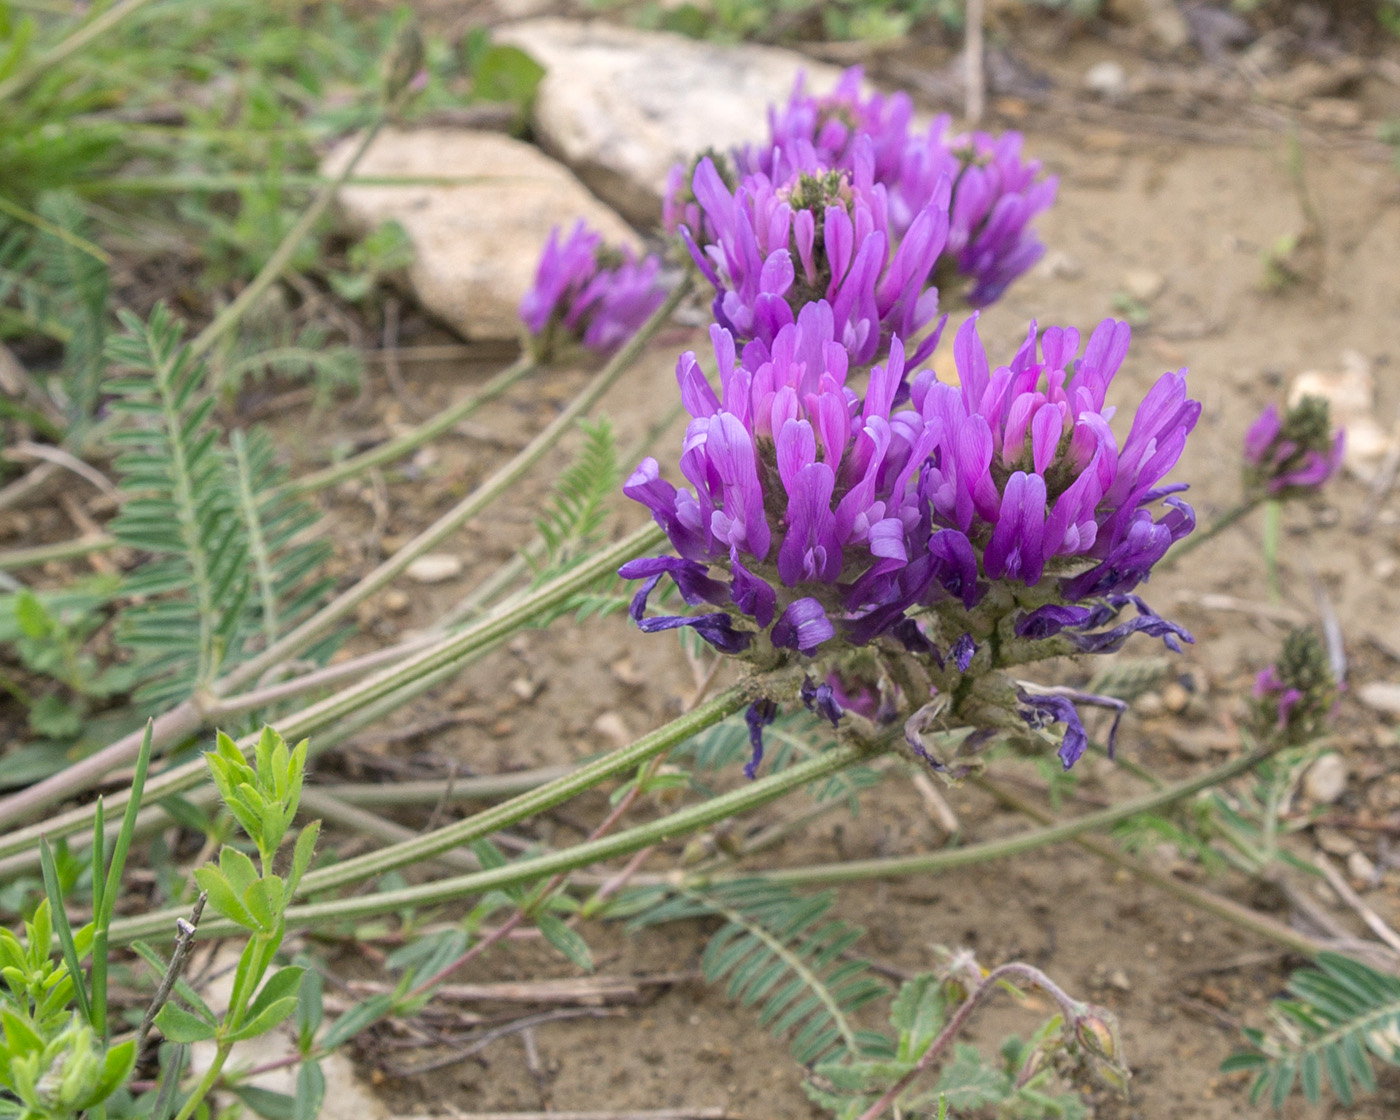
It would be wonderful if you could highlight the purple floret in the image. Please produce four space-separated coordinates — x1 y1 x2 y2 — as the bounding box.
680 150 949 366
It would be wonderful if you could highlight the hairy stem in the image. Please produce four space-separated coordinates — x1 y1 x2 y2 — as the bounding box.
0 523 666 867
110 737 871 944
686 742 1278 887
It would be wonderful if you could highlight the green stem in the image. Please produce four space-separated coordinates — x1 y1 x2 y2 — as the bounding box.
689 743 1277 888
111 732 864 944
0 523 667 866
171 1044 231 1120
0 534 116 571
1160 500 1259 568
275 354 536 497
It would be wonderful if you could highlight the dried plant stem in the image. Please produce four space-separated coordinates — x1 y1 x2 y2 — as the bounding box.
135 893 206 1050
0 533 118 570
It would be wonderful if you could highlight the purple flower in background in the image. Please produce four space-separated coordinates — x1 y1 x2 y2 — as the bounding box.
680 152 949 366
916 314 1200 603
519 221 670 360
1250 628 1339 743
1243 397 1345 497
729 67 1057 308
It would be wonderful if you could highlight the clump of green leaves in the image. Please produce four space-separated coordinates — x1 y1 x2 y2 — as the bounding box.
150 727 320 1120
805 970 1093 1119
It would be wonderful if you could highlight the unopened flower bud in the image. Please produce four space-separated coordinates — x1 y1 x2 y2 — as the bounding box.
1073 1007 1132 1094
35 1018 104 1111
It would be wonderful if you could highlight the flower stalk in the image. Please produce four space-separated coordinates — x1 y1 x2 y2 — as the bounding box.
110 729 877 945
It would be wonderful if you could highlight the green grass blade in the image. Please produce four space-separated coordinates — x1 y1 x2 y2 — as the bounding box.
40 837 92 1024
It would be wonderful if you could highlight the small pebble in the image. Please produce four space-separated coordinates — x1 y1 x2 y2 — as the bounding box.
1084 60 1128 99
382 589 410 613
490 719 514 737
1136 691 1165 717
1162 682 1191 714
509 675 542 702
406 553 463 583
592 710 632 748
1108 968 1132 992
1358 681 1400 715
610 656 646 687
1347 850 1377 885
1303 753 1347 805
1123 269 1166 303
1314 826 1357 856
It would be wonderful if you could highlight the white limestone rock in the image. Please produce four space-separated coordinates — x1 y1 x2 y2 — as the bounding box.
493 19 847 223
324 128 639 341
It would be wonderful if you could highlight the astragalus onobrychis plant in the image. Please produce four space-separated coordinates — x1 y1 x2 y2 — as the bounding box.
0 53 1366 1120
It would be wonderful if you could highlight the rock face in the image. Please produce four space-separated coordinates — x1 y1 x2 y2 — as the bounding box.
324 128 639 341
493 19 846 224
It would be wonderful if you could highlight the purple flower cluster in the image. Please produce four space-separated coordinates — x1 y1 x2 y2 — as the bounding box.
623 74 1196 777
1243 397 1344 497
519 221 669 360
622 304 936 659
624 306 1199 770
680 153 949 366
669 66 1057 311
